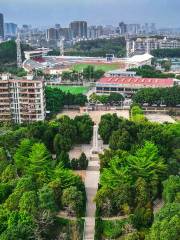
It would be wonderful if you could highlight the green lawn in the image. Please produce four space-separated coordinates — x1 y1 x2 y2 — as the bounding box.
52 85 89 94
72 63 119 72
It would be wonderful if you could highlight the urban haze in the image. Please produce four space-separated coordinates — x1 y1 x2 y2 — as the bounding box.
1 0 180 27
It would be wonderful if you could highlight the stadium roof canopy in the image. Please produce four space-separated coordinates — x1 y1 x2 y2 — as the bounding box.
97 77 174 87
128 53 153 64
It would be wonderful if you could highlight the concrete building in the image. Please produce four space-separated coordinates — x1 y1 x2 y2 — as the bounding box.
46 28 58 41
22 25 31 33
133 37 180 54
4 23 17 37
55 24 61 29
57 28 71 41
119 22 127 35
106 70 137 77
24 48 50 60
0 13 4 40
127 24 141 35
0 74 46 123
87 25 105 39
69 21 87 39
88 26 97 39
96 76 179 97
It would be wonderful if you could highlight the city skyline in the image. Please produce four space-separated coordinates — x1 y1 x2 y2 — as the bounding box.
1 0 180 28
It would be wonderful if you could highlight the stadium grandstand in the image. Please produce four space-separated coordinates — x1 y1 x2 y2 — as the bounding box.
96 76 180 97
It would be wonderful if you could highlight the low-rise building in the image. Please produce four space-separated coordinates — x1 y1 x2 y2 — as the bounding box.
105 70 137 77
0 74 46 123
24 48 50 60
96 76 179 97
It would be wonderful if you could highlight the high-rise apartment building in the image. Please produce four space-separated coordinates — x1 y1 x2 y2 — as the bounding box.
46 28 58 41
0 13 4 40
119 22 127 35
55 24 61 29
57 28 71 41
0 74 46 123
4 23 17 37
69 21 87 39
127 24 141 35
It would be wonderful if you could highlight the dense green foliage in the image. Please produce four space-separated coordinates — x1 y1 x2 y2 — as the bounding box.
101 219 130 239
0 41 32 67
71 153 89 170
0 67 27 77
52 85 89 94
129 65 175 78
160 59 172 71
131 105 146 122
0 40 33 74
162 175 180 203
98 114 120 144
0 115 94 239
64 37 126 57
133 86 180 107
45 87 88 113
96 113 180 239
90 93 124 105
152 48 180 58
147 175 180 240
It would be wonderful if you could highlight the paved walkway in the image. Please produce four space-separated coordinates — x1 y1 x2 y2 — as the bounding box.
153 199 164 214
83 124 101 240
84 154 100 240
146 113 176 123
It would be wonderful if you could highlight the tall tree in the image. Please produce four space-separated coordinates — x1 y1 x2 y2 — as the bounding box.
14 139 33 174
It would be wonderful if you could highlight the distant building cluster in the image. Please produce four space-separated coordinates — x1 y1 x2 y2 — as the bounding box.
128 37 180 55
117 22 157 35
4 23 17 38
1 11 180 50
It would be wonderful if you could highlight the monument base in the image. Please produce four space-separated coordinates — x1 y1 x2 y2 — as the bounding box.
91 149 100 154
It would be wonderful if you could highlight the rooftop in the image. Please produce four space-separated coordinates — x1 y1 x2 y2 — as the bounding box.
127 53 154 63
107 70 136 74
97 77 174 87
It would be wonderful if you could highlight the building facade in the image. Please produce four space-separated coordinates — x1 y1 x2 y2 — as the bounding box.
0 74 46 123
105 70 137 77
0 13 4 40
132 37 180 54
69 21 87 39
57 28 71 41
119 22 127 35
4 23 17 37
46 28 58 41
96 76 178 98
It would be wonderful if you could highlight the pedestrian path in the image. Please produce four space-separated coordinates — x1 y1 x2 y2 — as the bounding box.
83 125 101 240
84 155 100 240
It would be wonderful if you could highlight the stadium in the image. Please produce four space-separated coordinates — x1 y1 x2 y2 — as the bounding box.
23 49 153 75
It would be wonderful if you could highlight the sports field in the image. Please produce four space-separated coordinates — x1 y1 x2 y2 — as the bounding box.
53 85 89 94
72 63 120 72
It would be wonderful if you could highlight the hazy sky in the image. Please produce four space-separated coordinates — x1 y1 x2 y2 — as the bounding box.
0 0 180 28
